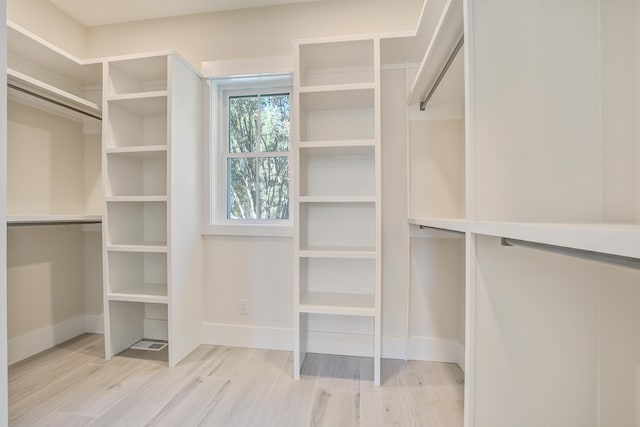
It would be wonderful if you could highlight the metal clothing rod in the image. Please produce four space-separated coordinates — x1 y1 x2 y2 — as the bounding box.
7 83 102 121
418 224 464 234
7 219 102 227
7 220 102 227
501 237 640 271
420 34 464 111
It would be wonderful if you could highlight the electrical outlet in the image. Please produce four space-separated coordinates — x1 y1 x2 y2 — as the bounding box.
239 299 249 315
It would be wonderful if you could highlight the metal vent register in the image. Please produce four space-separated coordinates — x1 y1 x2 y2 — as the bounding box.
129 340 168 351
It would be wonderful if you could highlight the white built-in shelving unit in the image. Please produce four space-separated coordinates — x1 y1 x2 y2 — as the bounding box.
102 52 203 367
4 22 104 365
383 0 640 424
6 22 103 223
293 37 382 385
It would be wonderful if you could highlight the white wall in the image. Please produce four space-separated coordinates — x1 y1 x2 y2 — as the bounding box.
6 224 102 363
409 235 464 349
6 99 103 363
471 0 603 223
469 3 640 424
83 229 103 318
85 0 422 67
473 236 601 426
0 0 8 423
601 0 639 223
201 235 293 349
7 226 84 338
7 101 85 215
384 66 465 363
6 0 87 58
381 68 409 342
637 1 640 223
598 264 640 427
7 225 86 364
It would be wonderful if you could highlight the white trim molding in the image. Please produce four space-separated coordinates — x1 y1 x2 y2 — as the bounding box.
9 316 86 365
84 314 105 334
201 322 292 351
202 224 294 237
9 314 106 365
201 322 464 370
202 56 293 79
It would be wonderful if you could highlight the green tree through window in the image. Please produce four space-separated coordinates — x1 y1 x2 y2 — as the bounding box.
227 92 290 220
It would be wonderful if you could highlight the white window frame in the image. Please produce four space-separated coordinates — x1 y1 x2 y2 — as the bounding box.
203 74 294 237
221 86 292 223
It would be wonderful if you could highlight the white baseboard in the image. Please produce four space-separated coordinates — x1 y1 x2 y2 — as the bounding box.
9 317 464 371
84 314 104 334
201 322 292 351
407 336 465 372
9 314 106 365
9 316 86 365
201 322 464 368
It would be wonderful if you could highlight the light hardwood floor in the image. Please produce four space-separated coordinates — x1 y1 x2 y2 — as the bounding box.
8 334 464 426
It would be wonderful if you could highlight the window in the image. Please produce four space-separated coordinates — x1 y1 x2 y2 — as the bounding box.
222 88 291 221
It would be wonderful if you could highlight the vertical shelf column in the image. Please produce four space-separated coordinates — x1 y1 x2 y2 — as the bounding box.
102 54 170 364
293 37 382 385
102 53 202 366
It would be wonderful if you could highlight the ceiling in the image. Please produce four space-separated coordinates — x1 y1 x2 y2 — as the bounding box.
49 0 326 26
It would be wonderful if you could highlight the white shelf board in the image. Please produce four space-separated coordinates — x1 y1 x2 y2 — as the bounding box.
470 221 640 260
7 214 102 225
299 196 375 204
300 87 375 111
107 284 168 304
408 0 464 104
107 91 168 102
298 139 375 150
408 217 467 233
298 292 375 317
105 196 168 203
299 247 376 259
299 82 375 94
106 145 167 158
107 243 168 253
7 21 102 87
7 68 101 117
107 93 168 115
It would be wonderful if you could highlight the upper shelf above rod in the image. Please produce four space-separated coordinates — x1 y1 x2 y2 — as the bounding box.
408 0 464 108
7 69 102 121
419 35 463 111
501 237 640 271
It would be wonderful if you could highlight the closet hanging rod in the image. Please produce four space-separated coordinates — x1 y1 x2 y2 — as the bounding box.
7 220 102 227
7 83 102 121
418 224 464 234
420 35 464 111
501 237 640 271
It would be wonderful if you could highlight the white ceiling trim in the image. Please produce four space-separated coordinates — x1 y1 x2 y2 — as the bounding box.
49 0 325 26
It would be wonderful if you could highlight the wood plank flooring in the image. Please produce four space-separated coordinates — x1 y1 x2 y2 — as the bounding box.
8 334 464 426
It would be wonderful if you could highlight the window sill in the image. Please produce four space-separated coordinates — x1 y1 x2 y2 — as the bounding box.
202 223 294 237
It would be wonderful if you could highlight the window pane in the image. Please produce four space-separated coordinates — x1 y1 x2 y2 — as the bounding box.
259 156 289 219
228 157 257 219
229 96 259 153
260 94 290 152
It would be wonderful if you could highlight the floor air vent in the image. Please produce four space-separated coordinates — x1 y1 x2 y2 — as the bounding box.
129 340 168 351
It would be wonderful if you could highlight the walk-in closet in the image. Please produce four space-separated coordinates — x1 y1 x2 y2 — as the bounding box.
0 0 638 425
